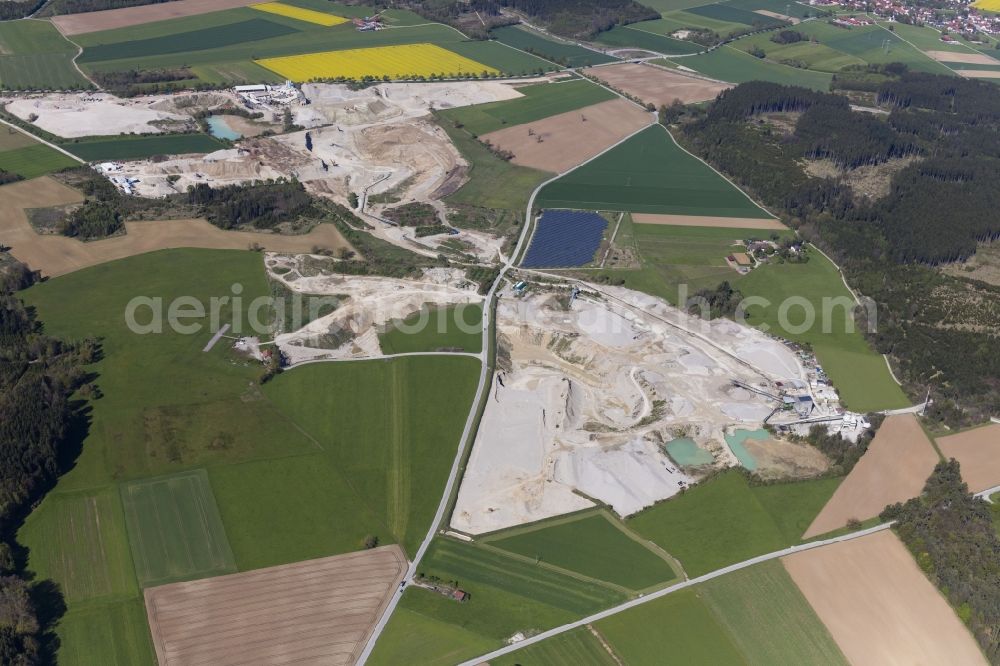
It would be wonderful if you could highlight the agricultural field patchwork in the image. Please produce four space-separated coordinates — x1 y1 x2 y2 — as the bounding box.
444 79 616 136
627 471 840 577
536 124 773 217
491 628 617 665
596 24 699 54
0 142 79 178
665 46 834 90
0 20 92 90
491 25 617 67
120 469 237 587
485 511 679 591
251 1 349 26
258 42 499 80
595 588 744 664
701 560 848 664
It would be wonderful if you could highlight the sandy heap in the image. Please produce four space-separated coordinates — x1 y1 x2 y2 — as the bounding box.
3 92 193 137
266 259 483 363
451 286 808 534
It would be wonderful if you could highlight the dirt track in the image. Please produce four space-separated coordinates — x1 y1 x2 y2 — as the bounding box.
783 530 987 666
144 545 407 666
633 213 782 229
957 69 1000 78
0 177 353 277
937 423 1000 493
583 63 730 107
480 98 651 174
50 0 261 35
803 414 939 538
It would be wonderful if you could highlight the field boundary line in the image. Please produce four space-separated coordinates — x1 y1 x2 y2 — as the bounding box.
474 540 632 595
658 123 780 220
0 116 84 164
457 522 894 666
807 242 905 388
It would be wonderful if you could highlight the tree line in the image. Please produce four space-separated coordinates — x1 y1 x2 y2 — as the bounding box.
882 461 1000 663
0 256 100 664
678 75 1000 424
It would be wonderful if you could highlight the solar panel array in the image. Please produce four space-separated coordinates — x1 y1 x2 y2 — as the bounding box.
521 210 608 268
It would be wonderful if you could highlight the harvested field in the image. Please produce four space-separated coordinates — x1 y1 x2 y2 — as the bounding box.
755 9 799 23
144 545 407 666
633 213 783 229
480 98 651 174
0 178 353 277
582 63 730 107
957 69 1000 78
783 530 987 666
51 0 261 36
925 50 1000 65
803 414 939 539
937 423 1000 493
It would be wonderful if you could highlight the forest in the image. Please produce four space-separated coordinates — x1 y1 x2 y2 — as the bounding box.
678 75 1000 425
0 256 99 664
882 461 1000 664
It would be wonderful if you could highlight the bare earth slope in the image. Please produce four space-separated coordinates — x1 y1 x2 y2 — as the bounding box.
783 530 986 666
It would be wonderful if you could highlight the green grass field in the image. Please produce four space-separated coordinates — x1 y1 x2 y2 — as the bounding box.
0 143 79 178
701 559 848 664
372 536 626 664
75 8 555 83
486 511 678 591
436 110 551 209
58 133 226 160
536 124 774 217
120 469 236 587
596 24 700 54
596 588 744 664
605 219 793 301
686 2 787 27
18 248 482 661
639 14 747 37
783 21 951 74
0 20 91 90
262 356 479 556
0 127 35 151
369 605 496 666
492 627 617 666
627 471 840 577
666 45 834 90
55 599 155 666
378 303 483 354
445 78 616 136
18 487 137 605
738 249 910 411
492 25 617 67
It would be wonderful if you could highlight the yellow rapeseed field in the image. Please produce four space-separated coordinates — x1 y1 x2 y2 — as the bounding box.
251 2 348 26
256 43 499 81
973 0 1000 11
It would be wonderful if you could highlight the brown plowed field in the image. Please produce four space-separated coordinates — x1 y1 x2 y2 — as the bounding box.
480 98 651 174
582 63 730 107
802 414 939 539
925 50 1000 65
957 69 1000 79
144 545 407 666
51 0 261 35
0 177 353 277
937 423 1000 493
633 213 783 229
783 530 987 666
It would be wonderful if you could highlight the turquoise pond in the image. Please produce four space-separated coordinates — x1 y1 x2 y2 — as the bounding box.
665 438 714 466
724 429 770 471
206 116 242 140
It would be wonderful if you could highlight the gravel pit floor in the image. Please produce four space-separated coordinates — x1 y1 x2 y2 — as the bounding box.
451 285 810 534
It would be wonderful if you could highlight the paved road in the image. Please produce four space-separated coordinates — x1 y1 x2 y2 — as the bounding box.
285 350 482 369
457 523 894 666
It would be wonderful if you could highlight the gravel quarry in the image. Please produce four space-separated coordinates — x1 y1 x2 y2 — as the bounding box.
451 284 811 534
266 257 483 364
3 92 194 137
